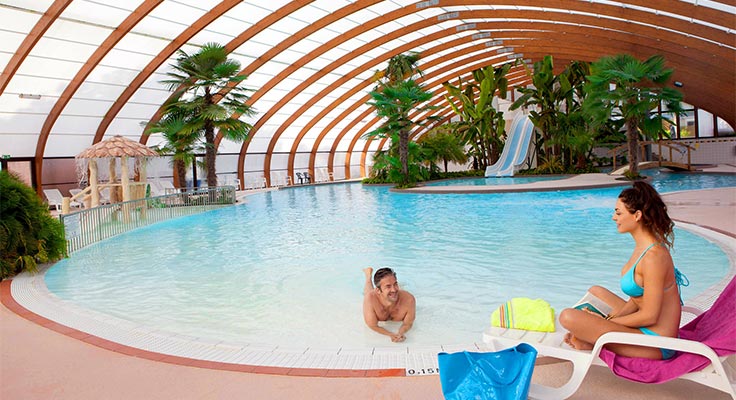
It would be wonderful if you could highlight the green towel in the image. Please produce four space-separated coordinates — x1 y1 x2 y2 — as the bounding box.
491 298 556 332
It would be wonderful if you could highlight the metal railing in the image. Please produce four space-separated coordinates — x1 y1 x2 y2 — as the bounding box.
610 140 694 172
60 186 236 254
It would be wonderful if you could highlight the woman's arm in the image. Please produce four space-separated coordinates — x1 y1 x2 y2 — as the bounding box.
609 298 638 319
610 249 670 327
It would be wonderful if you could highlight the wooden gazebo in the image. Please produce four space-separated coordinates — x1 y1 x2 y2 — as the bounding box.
69 135 158 213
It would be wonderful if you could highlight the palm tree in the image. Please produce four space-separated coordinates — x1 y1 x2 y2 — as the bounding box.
372 51 422 85
367 79 435 186
161 42 255 187
147 106 201 188
584 54 683 178
367 52 430 186
420 125 468 172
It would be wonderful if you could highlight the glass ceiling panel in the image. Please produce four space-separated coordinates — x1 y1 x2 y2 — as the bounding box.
62 1 135 27
253 0 294 13
1 0 54 12
97 48 159 72
45 19 111 47
74 81 128 102
189 29 236 47
171 0 222 10
236 39 280 60
134 2 205 39
53 114 106 134
1 6 42 34
46 134 100 157
112 34 170 57
249 27 293 48
269 48 309 65
0 31 29 58
295 4 331 22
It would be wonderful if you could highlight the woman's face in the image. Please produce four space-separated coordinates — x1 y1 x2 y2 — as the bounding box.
612 198 639 234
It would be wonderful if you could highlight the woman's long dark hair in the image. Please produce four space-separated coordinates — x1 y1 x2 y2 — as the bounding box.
618 181 675 248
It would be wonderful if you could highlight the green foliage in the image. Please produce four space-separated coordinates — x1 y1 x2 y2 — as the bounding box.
147 106 202 186
443 63 515 168
419 125 468 173
366 52 435 187
0 171 66 279
157 42 256 187
511 56 560 158
583 54 683 176
535 155 565 174
364 140 430 187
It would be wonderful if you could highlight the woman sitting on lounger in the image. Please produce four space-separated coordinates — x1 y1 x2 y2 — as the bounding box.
560 181 688 359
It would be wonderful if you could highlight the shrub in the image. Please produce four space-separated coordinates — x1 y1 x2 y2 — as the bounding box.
0 171 66 280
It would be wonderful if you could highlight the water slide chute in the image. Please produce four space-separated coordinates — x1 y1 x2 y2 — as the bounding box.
484 114 535 177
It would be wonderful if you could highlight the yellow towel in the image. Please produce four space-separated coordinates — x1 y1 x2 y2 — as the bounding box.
491 298 556 332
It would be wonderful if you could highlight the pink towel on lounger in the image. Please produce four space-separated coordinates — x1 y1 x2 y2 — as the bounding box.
598 276 736 384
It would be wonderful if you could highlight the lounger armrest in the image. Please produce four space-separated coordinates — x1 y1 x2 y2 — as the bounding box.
593 332 721 365
682 305 703 317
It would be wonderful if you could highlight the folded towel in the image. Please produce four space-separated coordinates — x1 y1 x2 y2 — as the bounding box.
491 298 556 332
599 276 736 384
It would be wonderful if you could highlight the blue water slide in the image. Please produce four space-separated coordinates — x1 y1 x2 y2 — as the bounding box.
484 114 535 177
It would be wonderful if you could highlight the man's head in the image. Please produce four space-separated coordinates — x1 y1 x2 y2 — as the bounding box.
373 267 399 303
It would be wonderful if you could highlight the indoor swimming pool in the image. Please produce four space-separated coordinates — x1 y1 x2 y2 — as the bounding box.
44 172 735 348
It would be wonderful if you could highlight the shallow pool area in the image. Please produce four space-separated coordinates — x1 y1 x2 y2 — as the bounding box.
44 173 735 349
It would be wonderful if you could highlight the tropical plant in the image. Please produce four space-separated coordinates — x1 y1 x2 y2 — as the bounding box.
510 56 561 160
419 125 468 172
372 51 422 85
160 42 255 187
443 63 514 169
367 52 434 187
0 171 66 279
147 105 201 187
583 54 683 177
553 60 594 169
367 79 435 186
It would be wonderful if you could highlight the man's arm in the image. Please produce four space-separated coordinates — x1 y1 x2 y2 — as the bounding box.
363 294 400 339
396 293 416 339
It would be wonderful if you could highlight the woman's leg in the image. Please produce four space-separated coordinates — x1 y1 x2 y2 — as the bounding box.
588 285 627 312
559 308 663 359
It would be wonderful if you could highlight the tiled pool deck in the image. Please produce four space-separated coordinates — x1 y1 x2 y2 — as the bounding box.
3 173 735 382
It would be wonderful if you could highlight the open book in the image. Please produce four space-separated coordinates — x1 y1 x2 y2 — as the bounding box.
573 292 613 318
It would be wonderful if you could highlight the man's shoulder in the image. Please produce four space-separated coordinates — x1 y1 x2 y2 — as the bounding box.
400 290 416 303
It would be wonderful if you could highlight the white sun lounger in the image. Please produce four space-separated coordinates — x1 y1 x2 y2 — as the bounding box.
482 308 736 399
43 189 82 210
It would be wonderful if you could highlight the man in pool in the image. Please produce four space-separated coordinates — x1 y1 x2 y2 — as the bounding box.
362 267 416 342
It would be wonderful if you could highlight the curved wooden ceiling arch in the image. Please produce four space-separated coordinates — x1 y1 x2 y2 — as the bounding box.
350 30 727 178
300 35 506 178
296 24 732 180
300 23 731 181
243 6 733 185
92 0 243 144
361 28 731 166
0 0 72 94
4 1 732 191
148 0 314 147
33 0 163 194
280 30 497 181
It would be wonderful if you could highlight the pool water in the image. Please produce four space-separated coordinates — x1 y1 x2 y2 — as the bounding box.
426 175 564 186
45 172 735 348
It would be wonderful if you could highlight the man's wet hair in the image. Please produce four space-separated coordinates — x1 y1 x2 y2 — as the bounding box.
373 267 396 288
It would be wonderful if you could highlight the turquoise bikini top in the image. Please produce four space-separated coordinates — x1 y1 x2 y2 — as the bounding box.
620 243 690 304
